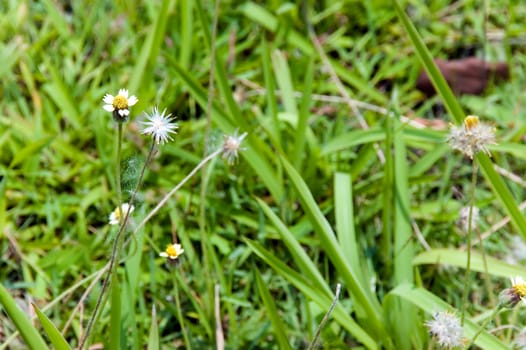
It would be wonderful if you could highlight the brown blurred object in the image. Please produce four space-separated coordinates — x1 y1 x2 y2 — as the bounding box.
416 57 509 96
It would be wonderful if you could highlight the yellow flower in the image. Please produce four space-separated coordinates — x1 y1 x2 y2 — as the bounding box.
160 243 184 260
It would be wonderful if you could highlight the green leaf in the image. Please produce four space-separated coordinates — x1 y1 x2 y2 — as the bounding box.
254 270 293 350
280 157 390 345
109 274 122 350
333 173 365 286
0 284 49 350
147 305 160 350
33 303 71 350
245 239 378 350
9 136 55 168
129 0 175 93
413 248 526 278
239 2 387 104
389 284 508 349
166 56 284 201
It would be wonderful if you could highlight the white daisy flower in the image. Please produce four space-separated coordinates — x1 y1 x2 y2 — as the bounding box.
140 107 178 144
102 89 138 121
108 203 135 225
160 243 184 260
222 129 247 164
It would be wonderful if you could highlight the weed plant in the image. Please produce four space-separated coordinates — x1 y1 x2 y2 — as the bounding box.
2 1 526 349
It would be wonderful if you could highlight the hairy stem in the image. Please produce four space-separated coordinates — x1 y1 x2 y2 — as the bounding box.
461 160 478 325
80 140 156 349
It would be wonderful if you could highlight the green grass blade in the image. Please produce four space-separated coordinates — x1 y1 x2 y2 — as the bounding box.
394 121 415 282
256 197 332 296
280 157 389 344
272 50 298 116
245 239 378 350
261 39 280 146
239 2 387 104
166 56 284 201
292 57 314 169
254 270 293 350
9 136 54 169
390 119 418 349
129 0 175 93
321 128 385 156
33 303 71 350
0 284 49 350
392 0 463 124
179 0 193 70
147 305 160 350
333 173 364 285
109 274 122 350
477 155 526 239
413 248 526 277
389 284 508 350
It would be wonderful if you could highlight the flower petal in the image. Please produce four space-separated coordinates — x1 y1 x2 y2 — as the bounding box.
128 96 138 106
103 94 114 104
118 89 128 98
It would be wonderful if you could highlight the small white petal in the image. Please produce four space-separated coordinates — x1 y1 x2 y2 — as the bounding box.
103 105 115 112
159 252 168 258
128 96 138 106
119 109 130 116
103 94 114 104
118 89 129 98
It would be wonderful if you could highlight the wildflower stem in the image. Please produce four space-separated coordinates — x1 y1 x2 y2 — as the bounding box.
307 283 341 350
468 304 503 347
478 223 495 309
116 123 123 208
133 148 222 235
199 0 220 321
461 160 478 325
172 270 192 350
80 140 156 349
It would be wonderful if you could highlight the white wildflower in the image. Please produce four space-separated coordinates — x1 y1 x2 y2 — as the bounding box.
140 107 178 144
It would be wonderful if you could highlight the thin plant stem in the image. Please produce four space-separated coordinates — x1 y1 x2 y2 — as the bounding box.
461 160 478 325
80 140 157 349
307 284 341 350
133 148 223 235
116 123 123 207
468 305 503 347
215 284 224 350
199 0 220 318
172 270 192 350
478 226 495 308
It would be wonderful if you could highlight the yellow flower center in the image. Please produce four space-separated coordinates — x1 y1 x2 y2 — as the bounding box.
114 208 122 220
113 95 128 109
464 115 480 131
165 244 179 258
513 283 526 298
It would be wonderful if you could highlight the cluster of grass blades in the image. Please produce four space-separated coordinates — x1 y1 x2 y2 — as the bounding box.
2 0 526 349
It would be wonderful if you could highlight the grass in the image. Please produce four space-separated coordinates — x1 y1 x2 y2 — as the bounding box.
2 0 526 349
